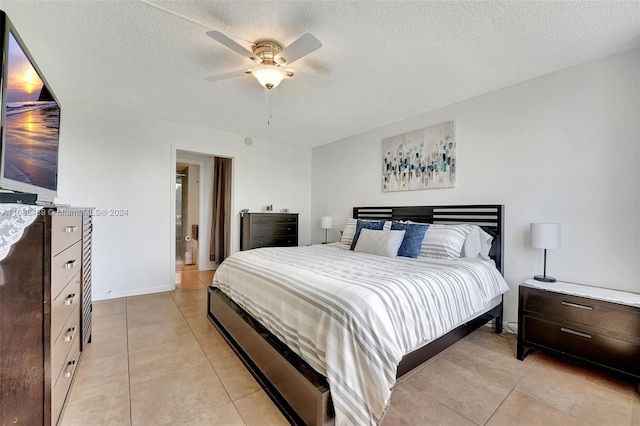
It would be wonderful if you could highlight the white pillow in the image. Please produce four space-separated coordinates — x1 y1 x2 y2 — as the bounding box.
462 225 494 260
418 224 470 260
353 229 405 258
340 218 358 245
340 219 392 245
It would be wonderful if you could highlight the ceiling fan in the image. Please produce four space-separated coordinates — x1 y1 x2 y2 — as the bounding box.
204 31 328 90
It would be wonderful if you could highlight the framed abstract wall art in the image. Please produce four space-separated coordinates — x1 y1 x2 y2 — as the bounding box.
382 121 455 192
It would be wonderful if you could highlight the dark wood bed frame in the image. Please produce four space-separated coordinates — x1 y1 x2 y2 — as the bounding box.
208 204 504 425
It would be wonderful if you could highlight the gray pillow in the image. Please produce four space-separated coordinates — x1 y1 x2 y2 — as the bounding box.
353 229 406 258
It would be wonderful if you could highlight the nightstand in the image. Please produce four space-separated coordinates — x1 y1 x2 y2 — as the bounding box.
517 279 640 380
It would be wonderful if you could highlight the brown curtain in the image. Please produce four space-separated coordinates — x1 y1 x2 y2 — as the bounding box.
210 157 232 263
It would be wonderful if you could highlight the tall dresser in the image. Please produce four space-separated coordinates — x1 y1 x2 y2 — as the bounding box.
0 206 93 426
240 212 299 250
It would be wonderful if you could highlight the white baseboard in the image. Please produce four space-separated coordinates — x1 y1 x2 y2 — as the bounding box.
92 284 173 301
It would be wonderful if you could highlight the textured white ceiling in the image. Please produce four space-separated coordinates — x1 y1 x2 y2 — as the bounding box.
2 1 639 147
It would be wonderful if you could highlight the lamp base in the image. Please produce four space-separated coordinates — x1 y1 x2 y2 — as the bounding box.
534 275 556 283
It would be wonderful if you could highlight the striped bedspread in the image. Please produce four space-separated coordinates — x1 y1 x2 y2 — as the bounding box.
213 244 509 425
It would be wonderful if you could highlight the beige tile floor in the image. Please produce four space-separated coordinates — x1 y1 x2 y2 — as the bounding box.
61 266 640 425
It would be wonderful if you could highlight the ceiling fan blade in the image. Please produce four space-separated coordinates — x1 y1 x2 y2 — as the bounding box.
204 69 251 82
206 30 261 63
286 68 331 89
275 33 322 65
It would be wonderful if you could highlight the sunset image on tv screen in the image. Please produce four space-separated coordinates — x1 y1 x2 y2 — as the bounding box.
4 31 60 191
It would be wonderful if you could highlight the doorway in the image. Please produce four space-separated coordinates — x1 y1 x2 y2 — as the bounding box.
173 150 234 289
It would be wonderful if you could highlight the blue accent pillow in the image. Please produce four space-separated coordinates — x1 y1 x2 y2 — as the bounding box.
350 220 385 250
390 221 429 258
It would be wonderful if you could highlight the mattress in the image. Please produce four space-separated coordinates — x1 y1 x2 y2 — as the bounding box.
213 244 509 425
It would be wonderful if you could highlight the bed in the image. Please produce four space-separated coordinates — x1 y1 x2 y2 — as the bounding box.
207 205 507 425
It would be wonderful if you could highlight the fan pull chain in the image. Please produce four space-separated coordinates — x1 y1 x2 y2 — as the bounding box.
265 87 274 125
266 43 277 125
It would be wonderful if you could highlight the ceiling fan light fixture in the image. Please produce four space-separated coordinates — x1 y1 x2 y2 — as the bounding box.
252 65 284 89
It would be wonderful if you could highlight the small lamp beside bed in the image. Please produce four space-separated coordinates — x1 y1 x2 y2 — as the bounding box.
530 222 561 283
321 216 333 244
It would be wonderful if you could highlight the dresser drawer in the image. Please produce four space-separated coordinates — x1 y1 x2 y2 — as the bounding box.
51 213 82 255
522 316 640 376
251 236 297 248
250 214 298 225
251 222 298 238
523 288 640 337
52 336 81 425
51 274 81 340
51 241 82 300
51 304 81 383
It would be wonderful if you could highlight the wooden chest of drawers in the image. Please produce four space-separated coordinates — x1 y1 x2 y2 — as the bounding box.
0 206 93 426
517 280 640 379
240 213 298 250
50 211 84 424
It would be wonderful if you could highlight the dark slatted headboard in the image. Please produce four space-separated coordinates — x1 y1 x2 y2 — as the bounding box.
352 205 504 275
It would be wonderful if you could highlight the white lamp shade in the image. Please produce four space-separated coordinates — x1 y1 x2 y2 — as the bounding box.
320 216 333 230
252 65 284 88
530 223 561 249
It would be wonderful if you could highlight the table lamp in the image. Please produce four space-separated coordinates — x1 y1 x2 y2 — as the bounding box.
530 223 561 282
321 216 333 244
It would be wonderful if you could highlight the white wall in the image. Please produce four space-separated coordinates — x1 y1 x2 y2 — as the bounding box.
312 48 640 324
56 103 311 300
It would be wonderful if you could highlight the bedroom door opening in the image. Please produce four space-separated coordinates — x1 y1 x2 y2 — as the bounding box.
173 150 233 286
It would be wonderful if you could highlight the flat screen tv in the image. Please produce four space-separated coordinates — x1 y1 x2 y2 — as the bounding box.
0 10 60 204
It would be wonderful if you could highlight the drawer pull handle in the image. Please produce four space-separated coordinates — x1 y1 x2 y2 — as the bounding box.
64 360 77 378
63 326 77 342
63 293 77 306
64 226 78 233
64 260 77 269
560 327 592 339
561 301 593 310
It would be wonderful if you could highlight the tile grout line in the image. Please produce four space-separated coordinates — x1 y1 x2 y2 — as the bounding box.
408 330 533 426
166 287 212 426
480 332 535 425
514 354 595 424
69 285 257 425
627 386 639 426
173 281 240 417
190 281 255 425
173 277 253 425
122 294 200 420
482 390 510 426
125 297 133 426
533 351 637 399
406 329 502 425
